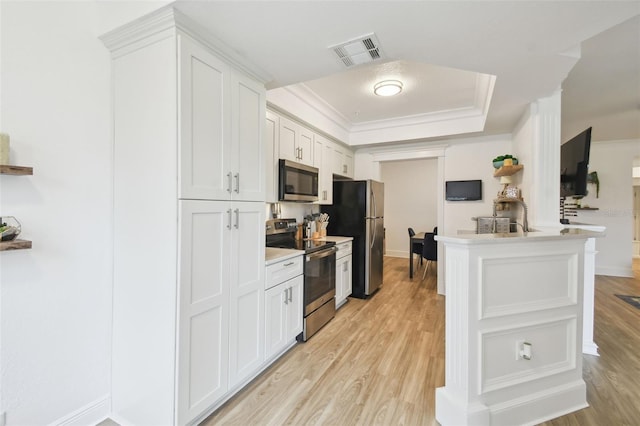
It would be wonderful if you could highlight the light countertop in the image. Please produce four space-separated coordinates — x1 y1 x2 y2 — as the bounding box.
437 226 605 245
265 247 303 265
265 236 353 265
318 236 353 244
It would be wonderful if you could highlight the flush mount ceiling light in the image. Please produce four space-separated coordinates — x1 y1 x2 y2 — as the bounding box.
374 80 403 96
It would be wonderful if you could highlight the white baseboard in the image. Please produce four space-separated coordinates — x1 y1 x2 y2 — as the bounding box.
595 266 633 277
583 341 600 356
50 395 110 426
385 250 408 258
436 380 587 426
490 380 587 426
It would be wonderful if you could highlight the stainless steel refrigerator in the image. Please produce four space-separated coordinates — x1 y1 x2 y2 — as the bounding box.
321 180 384 298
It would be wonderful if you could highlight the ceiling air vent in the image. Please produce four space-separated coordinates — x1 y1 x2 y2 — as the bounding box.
330 33 384 68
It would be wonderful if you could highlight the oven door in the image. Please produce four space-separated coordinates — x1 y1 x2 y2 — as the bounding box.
304 246 336 315
279 159 319 202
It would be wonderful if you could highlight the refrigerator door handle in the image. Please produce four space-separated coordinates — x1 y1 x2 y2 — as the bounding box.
371 187 377 218
370 218 376 249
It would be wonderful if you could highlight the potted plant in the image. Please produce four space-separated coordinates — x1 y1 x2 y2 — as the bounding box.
493 154 519 168
587 171 600 198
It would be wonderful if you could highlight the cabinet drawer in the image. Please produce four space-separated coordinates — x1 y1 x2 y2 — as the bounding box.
266 255 303 290
336 241 352 259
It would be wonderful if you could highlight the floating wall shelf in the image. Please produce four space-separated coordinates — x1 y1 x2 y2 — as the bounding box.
493 164 523 177
0 239 32 251
0 165 33 175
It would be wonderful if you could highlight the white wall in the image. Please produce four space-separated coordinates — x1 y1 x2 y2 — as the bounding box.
573 139 640 276
0 2 167 424
380 159 438 258
442 136 512 235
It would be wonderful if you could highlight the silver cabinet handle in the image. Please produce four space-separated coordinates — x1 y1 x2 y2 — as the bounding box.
288 286 293 303
300 147 303 160
234 173 240 193
234 208 239 229
227 172 232 193
283 262 294 267
284 287 289 305
343 164 347 174
227 209 232 230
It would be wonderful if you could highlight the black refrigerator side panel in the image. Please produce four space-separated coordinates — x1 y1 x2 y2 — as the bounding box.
321 180 368 298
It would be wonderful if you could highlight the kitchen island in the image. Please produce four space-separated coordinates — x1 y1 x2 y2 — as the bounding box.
435 227 603 426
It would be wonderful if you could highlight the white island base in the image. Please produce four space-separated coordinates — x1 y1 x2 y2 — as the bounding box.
435 228 601 426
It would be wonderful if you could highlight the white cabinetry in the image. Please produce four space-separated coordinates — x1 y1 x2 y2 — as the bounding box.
332 144 354 178
265 255 304 360
314 133 333 204
279 115 313 166
179 37 265 202
103 10 266 426
335 240 353 308
178 200 264 421
265 110 279 203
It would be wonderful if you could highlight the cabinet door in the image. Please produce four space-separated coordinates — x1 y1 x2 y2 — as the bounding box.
228 201 265 387
231 73 266 201
298 126 314 166
265 282 287 360
314 134 333 205
286 275 304 340
265 111 279 203
332 145 345 176
179 35 231 200
335 255 347 308
177 200 230 424
344 151 354 178
342 255 353 298
279 116 298 162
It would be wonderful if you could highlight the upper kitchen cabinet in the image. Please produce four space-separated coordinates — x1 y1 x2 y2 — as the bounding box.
265 110 279 203
279 115 313 166
179 36 265 201
332 144 354 179
313 133 333 204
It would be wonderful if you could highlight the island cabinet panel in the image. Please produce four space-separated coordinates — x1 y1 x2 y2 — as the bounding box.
435 233 592 426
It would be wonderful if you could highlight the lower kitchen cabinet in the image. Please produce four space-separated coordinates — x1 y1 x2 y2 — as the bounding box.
177 200 265 423
265 255 303 360
335 241 353 308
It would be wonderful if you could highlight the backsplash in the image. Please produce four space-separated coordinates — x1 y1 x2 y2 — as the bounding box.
265 202 320 223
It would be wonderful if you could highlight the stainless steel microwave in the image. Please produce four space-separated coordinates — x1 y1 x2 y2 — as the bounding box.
279 159 319 202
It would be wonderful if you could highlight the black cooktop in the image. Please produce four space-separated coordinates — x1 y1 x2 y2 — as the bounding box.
266 218 335 254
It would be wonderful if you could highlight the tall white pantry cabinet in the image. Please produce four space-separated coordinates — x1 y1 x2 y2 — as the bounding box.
102 8 266 426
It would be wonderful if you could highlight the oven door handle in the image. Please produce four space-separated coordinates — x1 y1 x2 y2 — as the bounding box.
307 246 337 260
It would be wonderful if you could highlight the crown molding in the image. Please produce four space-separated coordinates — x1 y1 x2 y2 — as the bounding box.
277 70 496 147
100 4 271 83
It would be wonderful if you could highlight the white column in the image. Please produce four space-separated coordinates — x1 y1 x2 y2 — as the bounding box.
529 89 562 228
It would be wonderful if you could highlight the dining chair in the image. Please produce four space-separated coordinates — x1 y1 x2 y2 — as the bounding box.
422 227 438 279
408 227 423 270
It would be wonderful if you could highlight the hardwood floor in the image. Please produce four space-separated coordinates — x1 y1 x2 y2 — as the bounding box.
203 256 640 426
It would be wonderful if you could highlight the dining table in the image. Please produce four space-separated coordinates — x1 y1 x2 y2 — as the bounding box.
409 232 425 279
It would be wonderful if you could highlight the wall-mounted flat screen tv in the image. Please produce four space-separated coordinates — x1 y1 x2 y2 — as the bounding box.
445 180 482 201
560 127 592 198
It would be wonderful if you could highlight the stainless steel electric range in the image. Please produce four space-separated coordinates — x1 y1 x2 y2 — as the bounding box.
266 218 336 341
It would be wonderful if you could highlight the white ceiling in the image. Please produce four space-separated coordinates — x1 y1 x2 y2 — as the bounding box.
174 1 640 145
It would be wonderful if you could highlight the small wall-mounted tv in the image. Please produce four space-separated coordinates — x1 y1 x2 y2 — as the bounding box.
560 127 592 198
446 180 482 201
